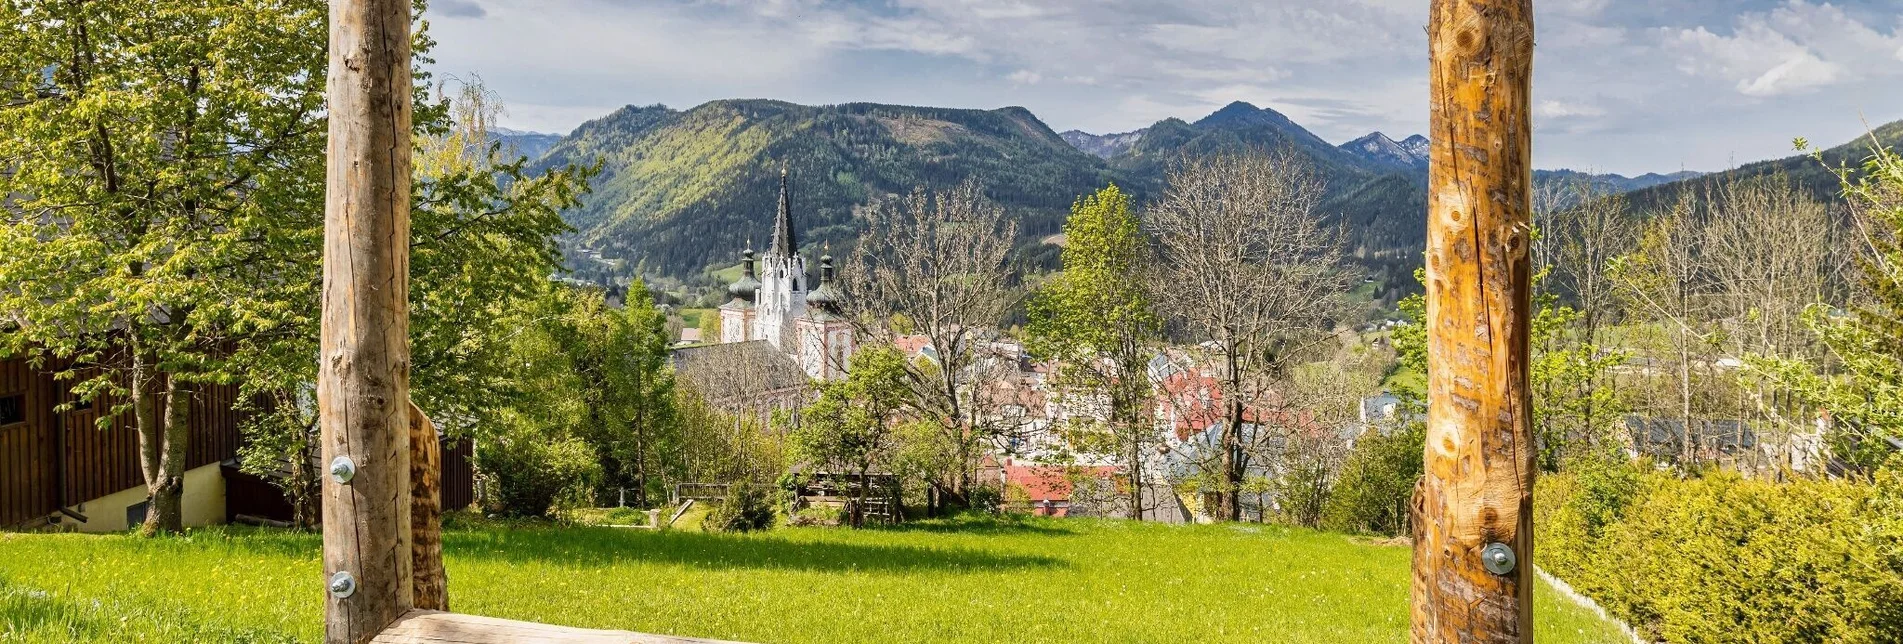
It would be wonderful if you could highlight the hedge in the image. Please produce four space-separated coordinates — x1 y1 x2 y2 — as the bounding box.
1535 458 1903 643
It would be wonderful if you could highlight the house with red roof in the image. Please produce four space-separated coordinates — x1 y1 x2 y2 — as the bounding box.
999 459 1121 517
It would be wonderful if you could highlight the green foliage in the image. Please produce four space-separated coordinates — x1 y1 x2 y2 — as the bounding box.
1323 420 1425 536
1023 184 1159 513
791 346 910 475
1529 273 1630 471
479 432 603 518
1756 139 1903 468
486 281 680 511
1536 462 1903 643
700 480 776 533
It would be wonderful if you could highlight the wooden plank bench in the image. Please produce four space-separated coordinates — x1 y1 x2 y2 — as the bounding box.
371 610 747 644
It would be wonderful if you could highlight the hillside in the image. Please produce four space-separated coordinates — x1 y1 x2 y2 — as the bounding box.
535 100 1115 277
1624 118 1903 210
531 96 1794 296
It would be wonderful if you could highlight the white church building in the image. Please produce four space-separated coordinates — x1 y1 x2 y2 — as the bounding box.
715 168 854 381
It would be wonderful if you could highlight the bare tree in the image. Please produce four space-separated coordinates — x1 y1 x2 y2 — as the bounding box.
838 180 1023 500
1146 151 1354 521
1612 194 1717 467
1700 176 1843 469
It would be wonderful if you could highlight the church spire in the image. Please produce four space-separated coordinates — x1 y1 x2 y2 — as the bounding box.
769 164 797 257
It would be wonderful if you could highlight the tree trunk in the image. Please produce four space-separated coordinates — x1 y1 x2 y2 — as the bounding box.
1127 436 1143 521
1413 1 1536 642
141 376 189 536
1224 398 1243 521
320 0 415 641
409 402 447 612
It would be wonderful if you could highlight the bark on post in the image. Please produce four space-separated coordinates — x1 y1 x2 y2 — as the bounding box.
410 402 448 611
320 0 414 642
1413 0 1536 642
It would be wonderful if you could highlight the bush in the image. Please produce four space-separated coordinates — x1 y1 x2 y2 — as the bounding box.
479 434 602 518
965 485 1003 514
1537 459 1903 643
787 504 843 527
1323 420 1425 535
701 480 776 533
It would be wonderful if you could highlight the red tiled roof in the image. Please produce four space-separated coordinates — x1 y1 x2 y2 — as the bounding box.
1003 463 1119 502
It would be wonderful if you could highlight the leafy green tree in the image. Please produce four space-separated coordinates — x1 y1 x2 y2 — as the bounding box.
791 346 911 526
1025 185 1160 519
1758 141 1903 468
1529 271 1630 471
0 0 331 535
0 0 593 531
1324 419 1425 536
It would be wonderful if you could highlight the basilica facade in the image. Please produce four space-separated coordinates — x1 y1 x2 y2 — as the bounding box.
717 169 854 381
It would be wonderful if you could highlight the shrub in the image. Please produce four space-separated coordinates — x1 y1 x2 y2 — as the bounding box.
788 504 843 527
479 434 602 518
1323 420 1425 536
1537 460 1903 643
701 480 776 533
966 485 1003 514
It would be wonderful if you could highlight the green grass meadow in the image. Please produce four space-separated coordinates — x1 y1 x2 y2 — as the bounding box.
0 515 1626 643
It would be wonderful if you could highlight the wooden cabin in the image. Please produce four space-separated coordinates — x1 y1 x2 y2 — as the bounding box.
0 354 473 531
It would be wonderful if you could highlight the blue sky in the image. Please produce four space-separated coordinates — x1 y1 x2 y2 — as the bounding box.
425 0 1903 175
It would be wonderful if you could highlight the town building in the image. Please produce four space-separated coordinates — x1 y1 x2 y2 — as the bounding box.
713 168 854 382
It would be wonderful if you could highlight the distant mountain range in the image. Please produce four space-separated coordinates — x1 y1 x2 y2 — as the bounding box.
1340 132 1430 171
517 97 1891 296
492 127 563 161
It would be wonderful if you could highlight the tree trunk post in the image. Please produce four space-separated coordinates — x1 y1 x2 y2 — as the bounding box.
1414 0 1536 642
410 402 448 611
320 0 414 642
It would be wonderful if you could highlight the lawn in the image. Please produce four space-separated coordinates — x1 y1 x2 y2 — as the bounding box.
0 515 1627 643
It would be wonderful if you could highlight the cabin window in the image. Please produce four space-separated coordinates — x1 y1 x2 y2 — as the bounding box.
66 387 92 411
0 393 24 427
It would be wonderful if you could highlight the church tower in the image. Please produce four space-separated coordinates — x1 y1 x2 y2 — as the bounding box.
796 253 855 381
717 248 760 344
754 167 807 350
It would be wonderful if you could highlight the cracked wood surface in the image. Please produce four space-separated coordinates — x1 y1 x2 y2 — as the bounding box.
1413 0 1538 642
321 0 415 642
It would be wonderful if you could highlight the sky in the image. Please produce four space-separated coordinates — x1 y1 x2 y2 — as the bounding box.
425 0 1903 176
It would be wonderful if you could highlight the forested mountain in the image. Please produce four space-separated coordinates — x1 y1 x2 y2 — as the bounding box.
532 97 1761 296
1623 118 1903 210
534 100 1115 277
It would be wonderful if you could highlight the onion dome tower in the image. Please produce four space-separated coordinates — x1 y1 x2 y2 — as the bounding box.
795 253 854 381
717 247 762 344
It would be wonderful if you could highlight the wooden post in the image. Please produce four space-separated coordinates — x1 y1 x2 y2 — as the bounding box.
320 0 414 642
410 402 448 611
1414 0 1536 642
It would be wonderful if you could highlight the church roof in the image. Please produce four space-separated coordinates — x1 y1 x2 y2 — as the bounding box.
803 254 844 314
768 166 797 257
728 248 761 301
671 340 812 393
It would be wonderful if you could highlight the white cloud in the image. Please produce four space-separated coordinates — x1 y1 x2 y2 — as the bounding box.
419 0 1903 175
1661 1 1902 98
1006 69 1042 85
1536 100 1606 119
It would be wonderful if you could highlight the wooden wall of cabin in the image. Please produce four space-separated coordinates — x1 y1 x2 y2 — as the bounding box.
0 354 244 529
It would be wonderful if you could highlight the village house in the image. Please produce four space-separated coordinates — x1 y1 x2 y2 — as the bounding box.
0 352 474 532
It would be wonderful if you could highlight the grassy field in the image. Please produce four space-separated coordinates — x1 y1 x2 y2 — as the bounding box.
0 515 1626 643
